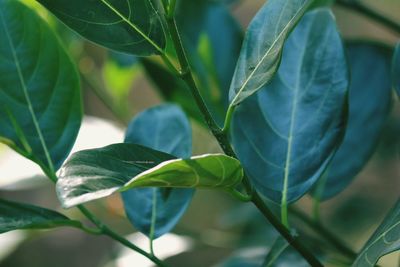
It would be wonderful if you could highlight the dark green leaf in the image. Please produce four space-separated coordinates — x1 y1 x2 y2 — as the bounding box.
352 199 400 266
38 0 166 56
314 43 393 200
231 9 348 204
57 144 243 208
122 104 194 238
229 0 313 106
0 198 81 233
393 42 400 97
263 236 289 267
0 0 82 170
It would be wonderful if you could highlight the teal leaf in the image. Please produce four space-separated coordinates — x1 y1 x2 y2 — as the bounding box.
231 9 349 204
38 0 166 56
314 43 393 200
228 0 313 106
0 0 82 170
122 104 194 238
57 144 243 208
352 199 400 267
393 42 400 97
0 198 82 234
263 236 289 266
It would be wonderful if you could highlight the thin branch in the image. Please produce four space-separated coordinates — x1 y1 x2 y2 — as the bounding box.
336 0 400 35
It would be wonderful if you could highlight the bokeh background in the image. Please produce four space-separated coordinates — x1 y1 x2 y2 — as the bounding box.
0 0 399 266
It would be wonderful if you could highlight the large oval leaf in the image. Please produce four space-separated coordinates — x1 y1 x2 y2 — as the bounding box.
0 0 82 170
122 104 194 239
314 43 393 200
57 143 243 208
228 0 313 106
231 9 348 204
352 199 400 267
393 43 400 97
0 198 81 234
38 0 166 56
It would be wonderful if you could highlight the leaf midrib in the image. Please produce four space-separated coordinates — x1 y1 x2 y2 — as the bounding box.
0 8 55 172
99 0 164 54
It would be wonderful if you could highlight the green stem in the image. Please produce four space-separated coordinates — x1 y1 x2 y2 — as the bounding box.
41 167 169 267
163 13 323 267
336 0 400 35
168 0 177 18
222 104 235 134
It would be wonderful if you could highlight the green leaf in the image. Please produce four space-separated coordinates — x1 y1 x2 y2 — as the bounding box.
57 144 243 208
229 0 313 106
122 104 194 239
393 42 400 97
313 43 393 200
352 199 400 267
38 0 166 56
0 0 82 170
0 198 81 233
231 9 348 205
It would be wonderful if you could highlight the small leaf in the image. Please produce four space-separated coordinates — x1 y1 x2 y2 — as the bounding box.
229 0 313 106
352 199 400 267
231 9 348 204
393 42 400 97
263 236 289 267
314 43 393 200
38 0 166 56
122 104 194 238
57 144 243 208
0 0 82 170
0 198 81 234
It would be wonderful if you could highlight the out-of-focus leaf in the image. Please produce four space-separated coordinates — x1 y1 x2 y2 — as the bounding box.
0 0 81 170
0 198 81 233
141 59 203 124
176 0 243 124
352 199 400 267
314 43 392 200
231 9 348 204
38 0 166 56
57 144 243 208
263 236 289 267
228 0 313 106
122 104 194 238
393 43 400 97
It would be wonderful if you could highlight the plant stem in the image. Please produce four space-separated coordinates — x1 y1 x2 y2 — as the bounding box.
336 0 400 35
163 14 323 267
41 167 169 267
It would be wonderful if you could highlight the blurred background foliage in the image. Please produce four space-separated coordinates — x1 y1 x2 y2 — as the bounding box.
0 0 399 266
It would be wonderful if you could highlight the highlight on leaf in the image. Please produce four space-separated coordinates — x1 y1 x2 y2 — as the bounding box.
56 144 243 208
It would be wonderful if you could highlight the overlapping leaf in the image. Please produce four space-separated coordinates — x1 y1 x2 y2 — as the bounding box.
38 0 166 55
352 199 400 266
314 43 393 200
231 9 348 204
57 143 243 208
122 104 194 238
229 0 313 106
0 198 81 233
0 0 81 170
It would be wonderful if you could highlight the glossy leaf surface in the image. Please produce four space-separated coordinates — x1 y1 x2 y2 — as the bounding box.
38 0 166 55
0 0 81 170
57 144 243 208
0 198 81 234
314 43 392 200
229 0 313 106
352 199 400 266
122 104 194 238
393 43 400 97
231 9 348 204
